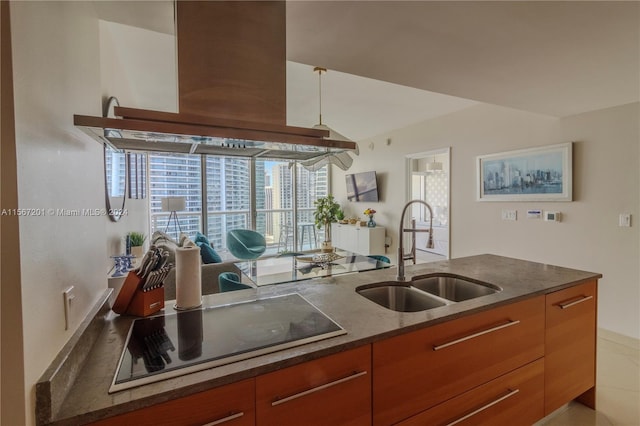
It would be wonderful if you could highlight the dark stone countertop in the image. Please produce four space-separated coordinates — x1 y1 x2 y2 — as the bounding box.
46 254 601 425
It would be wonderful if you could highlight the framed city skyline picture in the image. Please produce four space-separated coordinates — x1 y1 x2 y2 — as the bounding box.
477 142 573 202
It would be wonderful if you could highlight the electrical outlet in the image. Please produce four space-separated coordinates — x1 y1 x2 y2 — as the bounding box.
619 213 632 227
501 209 517 221
63 286 75 330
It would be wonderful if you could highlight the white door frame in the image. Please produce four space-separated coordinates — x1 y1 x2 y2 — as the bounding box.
405 147 451 259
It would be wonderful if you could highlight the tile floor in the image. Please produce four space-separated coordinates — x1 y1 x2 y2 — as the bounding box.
536 333 640 426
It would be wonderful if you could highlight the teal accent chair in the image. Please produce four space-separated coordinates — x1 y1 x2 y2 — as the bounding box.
226 229 267 260
368 255 391 264
218 272 252 293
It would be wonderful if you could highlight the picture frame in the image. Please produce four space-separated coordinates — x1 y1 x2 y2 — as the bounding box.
477 142 572 202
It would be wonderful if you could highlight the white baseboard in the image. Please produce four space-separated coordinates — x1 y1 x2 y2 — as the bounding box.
598 327 640 350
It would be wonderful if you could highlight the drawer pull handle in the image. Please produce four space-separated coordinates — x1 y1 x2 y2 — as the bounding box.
201 411 244 426
445 389 520 426
271 370 367 407
558 295 593 309
433 320 521 351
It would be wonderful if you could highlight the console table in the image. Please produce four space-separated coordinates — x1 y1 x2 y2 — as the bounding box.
332 224 385 255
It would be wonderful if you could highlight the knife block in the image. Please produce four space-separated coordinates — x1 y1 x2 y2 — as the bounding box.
127 287 165 317
112 271 165 316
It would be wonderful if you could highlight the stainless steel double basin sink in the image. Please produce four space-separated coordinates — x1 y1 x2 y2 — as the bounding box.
356 274 501 312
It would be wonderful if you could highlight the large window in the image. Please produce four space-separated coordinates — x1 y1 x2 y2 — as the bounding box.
149 153 202 240
205 156 251 250
148 153 328 257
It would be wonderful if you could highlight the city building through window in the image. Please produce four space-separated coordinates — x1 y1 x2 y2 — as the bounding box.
148 153 329 258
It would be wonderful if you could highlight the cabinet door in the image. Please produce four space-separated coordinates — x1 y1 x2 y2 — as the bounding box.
545 280 597 414
256 345 371 426
332 224 349 251
373 296 545 426
354 227 369 255
399 359 545 426
89 379 255 426
368 227 386 256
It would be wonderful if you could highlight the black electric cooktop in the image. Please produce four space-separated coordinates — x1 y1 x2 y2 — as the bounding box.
110 293 346 393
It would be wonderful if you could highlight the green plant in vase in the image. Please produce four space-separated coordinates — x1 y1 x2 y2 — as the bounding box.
313 194 341 252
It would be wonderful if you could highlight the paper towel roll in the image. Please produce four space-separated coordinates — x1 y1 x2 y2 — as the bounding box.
175 244 202 310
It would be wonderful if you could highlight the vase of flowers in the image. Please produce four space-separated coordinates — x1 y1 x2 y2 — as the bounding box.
364 208 377 228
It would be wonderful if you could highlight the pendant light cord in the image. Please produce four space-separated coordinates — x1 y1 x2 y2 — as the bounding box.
314 66 327 126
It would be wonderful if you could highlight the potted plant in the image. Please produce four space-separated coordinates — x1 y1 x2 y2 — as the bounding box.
313 194 341 252
127 232 146 260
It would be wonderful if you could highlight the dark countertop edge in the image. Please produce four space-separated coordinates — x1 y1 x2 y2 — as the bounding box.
45 254 602 425
36 289 113 425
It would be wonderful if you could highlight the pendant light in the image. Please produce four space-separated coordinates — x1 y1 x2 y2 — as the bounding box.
312 67 352 142
426 155 443 172
299 67 358 171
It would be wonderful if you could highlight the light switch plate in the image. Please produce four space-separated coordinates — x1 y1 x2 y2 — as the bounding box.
619 213 632 227
63 286 75 330
501 209 517 221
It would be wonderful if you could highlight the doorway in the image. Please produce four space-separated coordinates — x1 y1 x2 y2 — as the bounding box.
405 148 451 261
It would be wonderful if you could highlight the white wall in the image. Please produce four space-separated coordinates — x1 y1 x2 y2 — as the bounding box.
7 2 179 423
333 102 639 340
99 20 177 259
10 2 105 424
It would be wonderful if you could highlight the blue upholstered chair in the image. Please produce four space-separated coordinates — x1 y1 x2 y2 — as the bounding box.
226 229 267 260
368 255 391 264
218 272 252 293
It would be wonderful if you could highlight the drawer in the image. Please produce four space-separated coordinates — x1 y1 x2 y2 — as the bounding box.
545 280 597 414
89 378 255 426
373 296 545 425
256 345 371 426
399 359 545 426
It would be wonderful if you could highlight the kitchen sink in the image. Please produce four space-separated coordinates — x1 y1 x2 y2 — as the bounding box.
356 283 446 312
356 274 501 312
410 274 501 302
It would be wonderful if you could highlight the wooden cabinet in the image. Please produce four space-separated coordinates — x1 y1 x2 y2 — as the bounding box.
372 296 545 425
89 379 255 426
256 345 371 426
398 359 545 426
333 224 385 255
88 279 598 426
545 280 597 414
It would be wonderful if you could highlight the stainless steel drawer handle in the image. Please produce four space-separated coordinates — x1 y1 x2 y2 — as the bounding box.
558 295 593 309
271 370 367 407
201 411 244 426
445 389 520 426
433 320 521 351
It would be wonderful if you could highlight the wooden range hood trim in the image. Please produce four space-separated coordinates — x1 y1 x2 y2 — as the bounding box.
114 106 329 139
177 1 287 124
73 114 357 151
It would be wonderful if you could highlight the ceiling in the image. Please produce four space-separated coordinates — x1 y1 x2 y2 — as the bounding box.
94 1 639 140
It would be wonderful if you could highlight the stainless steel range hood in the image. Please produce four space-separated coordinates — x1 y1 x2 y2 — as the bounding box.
74 1 357 160
74 107 356 160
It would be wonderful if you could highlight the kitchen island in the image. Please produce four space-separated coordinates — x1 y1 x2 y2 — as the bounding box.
36 254 601 425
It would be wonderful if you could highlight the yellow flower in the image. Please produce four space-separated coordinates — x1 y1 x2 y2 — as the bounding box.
364 208 376 216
